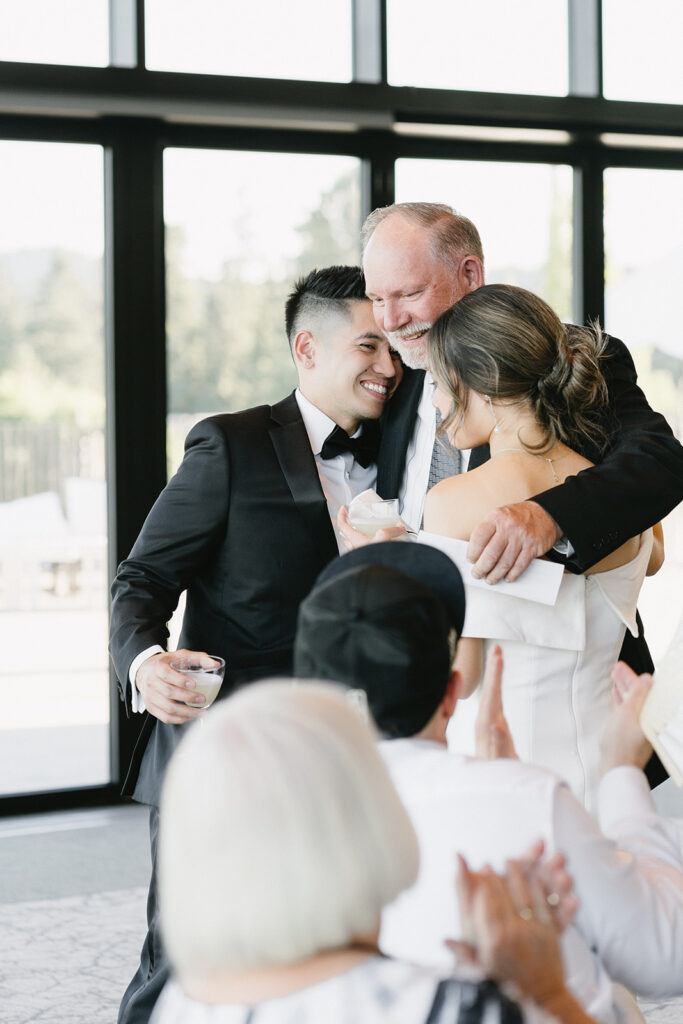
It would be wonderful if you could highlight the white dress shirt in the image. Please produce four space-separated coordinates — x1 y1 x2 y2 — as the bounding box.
398 372 469 533
379 740 683 1020
129 392 376 711
397 373 436 533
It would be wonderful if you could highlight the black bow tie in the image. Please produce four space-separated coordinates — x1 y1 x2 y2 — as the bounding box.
320 421 379 468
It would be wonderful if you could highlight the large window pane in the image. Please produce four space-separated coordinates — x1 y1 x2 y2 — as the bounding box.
146 0 352 81
164 148 361 472
605 167 683 659
395 159 574 319
387 0 567 95
163 148 361 645
603 0 683 104
0 0 108 66
0 142 108 795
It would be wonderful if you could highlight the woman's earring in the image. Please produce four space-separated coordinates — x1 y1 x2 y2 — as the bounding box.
485 394 500 434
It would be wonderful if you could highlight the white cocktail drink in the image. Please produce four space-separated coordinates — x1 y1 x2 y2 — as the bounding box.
185 671 223 708
348 499 400 537
170 655 226 709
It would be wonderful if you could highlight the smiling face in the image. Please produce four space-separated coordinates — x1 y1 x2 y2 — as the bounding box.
296 299 400 434
363 215 469 370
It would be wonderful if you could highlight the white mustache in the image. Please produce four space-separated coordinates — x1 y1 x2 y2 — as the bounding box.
387 320 433 344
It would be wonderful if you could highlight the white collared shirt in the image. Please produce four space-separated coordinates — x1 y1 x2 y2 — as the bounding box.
398 372 469 532
295 389 377 552
129 391 376 710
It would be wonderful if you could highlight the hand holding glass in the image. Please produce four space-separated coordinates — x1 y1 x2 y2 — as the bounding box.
347 498 400 537
170 654 226 709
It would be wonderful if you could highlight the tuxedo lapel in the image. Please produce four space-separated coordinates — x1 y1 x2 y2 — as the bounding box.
377 369 425 498
269 393 338 565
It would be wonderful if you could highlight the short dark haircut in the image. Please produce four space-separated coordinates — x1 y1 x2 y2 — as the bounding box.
285 265 366 347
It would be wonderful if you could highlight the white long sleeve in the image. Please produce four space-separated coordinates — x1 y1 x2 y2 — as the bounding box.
554 768 683 997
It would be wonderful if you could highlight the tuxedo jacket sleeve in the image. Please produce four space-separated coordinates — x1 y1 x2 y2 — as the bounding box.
109 415 231 701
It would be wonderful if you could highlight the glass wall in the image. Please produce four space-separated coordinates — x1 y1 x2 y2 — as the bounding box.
395 158 574 319
604 167 683 658
603 0 683 104
0 0 109 66
387 0 567 95
163 148 362 646
145 0 352 80
1 0 682 809
163 148 362 472
0 142 109 795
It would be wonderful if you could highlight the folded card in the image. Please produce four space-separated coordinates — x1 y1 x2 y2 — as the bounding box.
416 531 564 606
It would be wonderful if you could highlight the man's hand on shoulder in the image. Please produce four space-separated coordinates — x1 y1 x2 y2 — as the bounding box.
136 650 208 724
468 500 561 584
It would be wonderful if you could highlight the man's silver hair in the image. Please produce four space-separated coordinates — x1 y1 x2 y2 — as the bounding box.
361 201 484 271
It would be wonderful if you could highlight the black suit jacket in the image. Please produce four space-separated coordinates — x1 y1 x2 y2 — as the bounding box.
110 393 339 805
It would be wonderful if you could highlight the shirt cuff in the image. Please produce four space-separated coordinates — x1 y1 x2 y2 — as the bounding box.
597 765 654 836
552 535 575 558
128 645 165 714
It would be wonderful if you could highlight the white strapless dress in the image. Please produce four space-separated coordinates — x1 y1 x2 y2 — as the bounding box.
446 532 653 812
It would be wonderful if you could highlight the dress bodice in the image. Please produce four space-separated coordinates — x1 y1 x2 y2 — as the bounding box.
441 532 653 811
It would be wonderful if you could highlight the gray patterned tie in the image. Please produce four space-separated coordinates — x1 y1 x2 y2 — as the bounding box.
427 409 462 490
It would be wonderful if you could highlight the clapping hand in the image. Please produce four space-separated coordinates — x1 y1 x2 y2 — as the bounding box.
447 849 583 1017
474 644 517 759
599 661 654 774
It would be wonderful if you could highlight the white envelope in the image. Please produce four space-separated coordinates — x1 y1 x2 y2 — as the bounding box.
416 530 564 606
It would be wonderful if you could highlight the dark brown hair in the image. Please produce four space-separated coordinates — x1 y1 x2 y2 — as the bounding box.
428 284 609 455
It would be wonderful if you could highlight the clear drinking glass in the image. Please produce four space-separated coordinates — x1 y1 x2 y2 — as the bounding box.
170 654 226 709
347 498 400 538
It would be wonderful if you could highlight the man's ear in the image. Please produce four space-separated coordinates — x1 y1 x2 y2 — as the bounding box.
292 330 316 370
442 668 462 718
459 255 484 294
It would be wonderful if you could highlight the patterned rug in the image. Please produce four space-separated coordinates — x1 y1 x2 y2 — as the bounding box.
0 887 146 1024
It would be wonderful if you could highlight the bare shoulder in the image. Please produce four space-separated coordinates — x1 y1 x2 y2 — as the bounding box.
424 467 498 541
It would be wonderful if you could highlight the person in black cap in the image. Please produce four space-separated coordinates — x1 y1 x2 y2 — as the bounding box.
294 542 683 1021
295 540 466 739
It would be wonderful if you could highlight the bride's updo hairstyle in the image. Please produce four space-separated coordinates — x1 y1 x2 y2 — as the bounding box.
429 283 609 455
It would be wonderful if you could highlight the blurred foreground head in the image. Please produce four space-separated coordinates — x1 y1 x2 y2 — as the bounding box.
158 680 418 987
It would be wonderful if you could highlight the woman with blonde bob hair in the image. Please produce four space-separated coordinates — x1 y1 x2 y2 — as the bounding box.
425 284 662 811
151 681 596 1023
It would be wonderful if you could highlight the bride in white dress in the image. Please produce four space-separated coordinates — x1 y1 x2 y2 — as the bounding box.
423 284 663 811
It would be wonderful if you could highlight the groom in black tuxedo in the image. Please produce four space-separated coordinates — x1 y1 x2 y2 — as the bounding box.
110 265 399 1024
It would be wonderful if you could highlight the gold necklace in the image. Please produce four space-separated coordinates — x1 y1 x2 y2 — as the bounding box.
492 446 560 484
